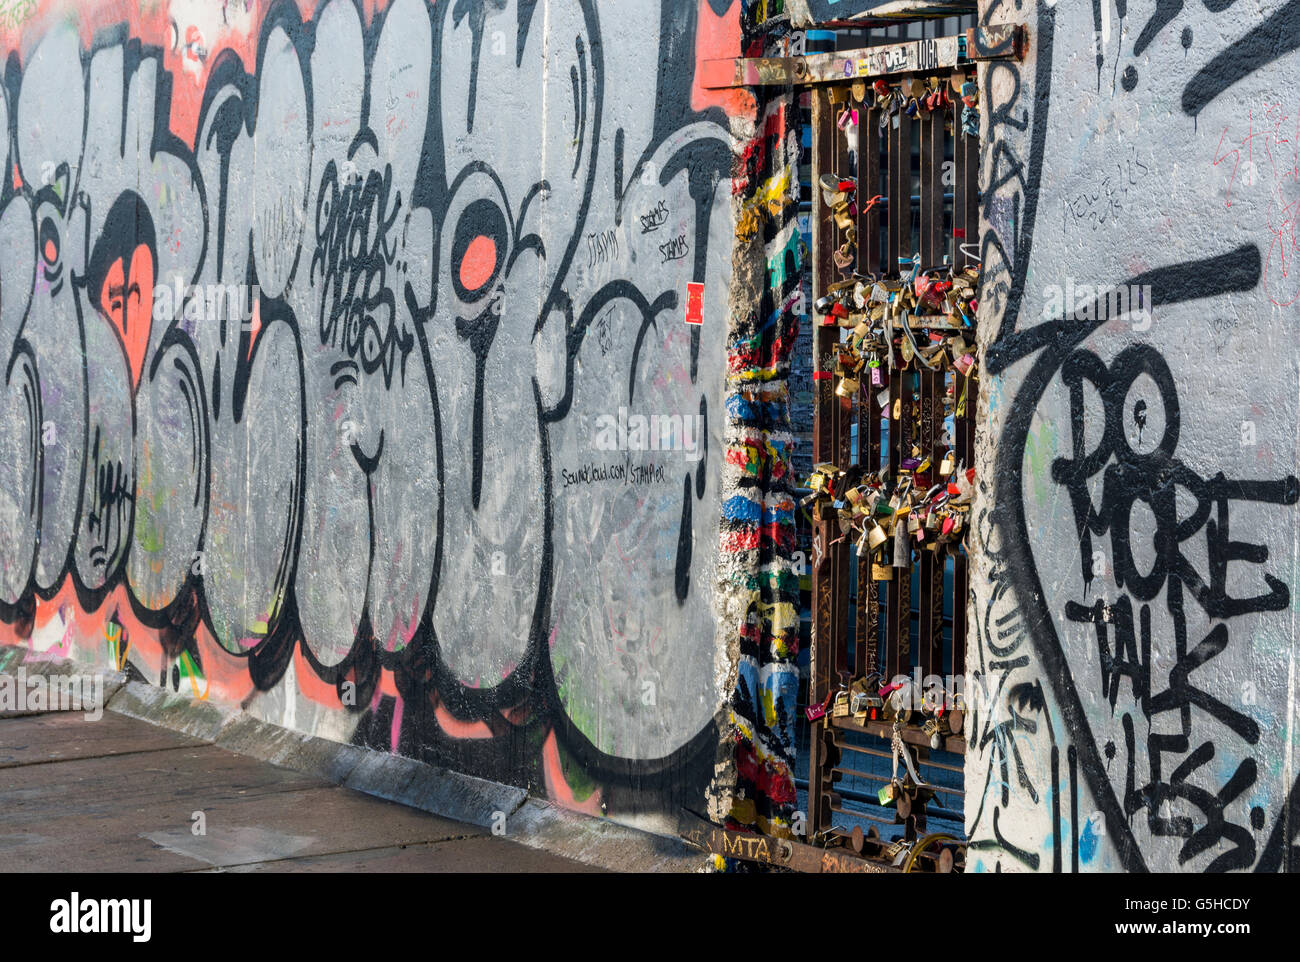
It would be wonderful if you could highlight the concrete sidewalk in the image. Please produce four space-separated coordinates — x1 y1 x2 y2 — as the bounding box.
0 706 601 873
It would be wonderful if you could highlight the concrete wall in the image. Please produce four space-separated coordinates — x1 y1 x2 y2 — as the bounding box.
969 0 1300 871
0 0 756 833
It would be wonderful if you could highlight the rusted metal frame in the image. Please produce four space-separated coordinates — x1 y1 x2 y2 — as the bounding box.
677 809 900 874
855 108 882 681
808 89 838 836
916 105 945 682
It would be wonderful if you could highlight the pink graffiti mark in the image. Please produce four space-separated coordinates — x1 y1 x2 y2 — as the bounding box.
542 730 603 816
390 694 403 753
1214 101 1300 307
386 600 420 651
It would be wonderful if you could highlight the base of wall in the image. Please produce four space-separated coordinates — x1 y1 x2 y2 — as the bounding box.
103 678 710 873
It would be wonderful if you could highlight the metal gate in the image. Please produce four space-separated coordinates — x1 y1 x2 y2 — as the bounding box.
797 25 1021 868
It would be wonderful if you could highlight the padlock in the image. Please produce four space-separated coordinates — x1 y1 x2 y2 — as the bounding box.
892 523 911 568
836 375 859 398
923 717 945 750
866 520 888 551
892 396 901 420
871 562 894 581
832 690 851 718
877 782 898 808
940 450 955 476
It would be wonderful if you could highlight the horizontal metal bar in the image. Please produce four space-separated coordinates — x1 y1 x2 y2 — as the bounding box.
831 715 967 754
703 36 961 89
830 802 897 825
837 764 961 790
701 25 1023 90
820 0 976 24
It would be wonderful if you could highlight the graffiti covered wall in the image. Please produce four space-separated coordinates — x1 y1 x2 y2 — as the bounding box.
0 0 762 830
969 0 1300 871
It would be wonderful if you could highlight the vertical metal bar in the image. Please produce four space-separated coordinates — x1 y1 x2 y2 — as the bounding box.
920 106 944 268
885 107 911 683
830 90 851 697
950 84 978 679
808 89 836 834
853 103 884 681
896 382 912 679
859 105 882 278
918 102 945 681
887 106 911 270
953 82 980 271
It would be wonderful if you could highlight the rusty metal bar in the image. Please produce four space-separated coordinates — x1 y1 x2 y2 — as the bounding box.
883 103 909 683
951 87 978 679
831 96 853 699
855 104 882 681
858 106 883 278
954 87 979 270
917 104 945 680
698 26 1024 91
808 88 837 834
919 107 945 264
678 810 900 873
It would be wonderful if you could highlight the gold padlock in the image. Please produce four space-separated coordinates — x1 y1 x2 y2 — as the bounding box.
871 563 894 581
940 451 955 476
867 521 888 551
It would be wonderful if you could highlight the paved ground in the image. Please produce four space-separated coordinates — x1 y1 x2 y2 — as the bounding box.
0 707 600 873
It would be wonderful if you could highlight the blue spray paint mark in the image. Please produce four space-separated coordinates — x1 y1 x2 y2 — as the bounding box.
1079 816 1099 863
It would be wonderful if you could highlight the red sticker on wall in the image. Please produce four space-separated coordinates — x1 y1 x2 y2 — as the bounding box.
685 282 705 325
